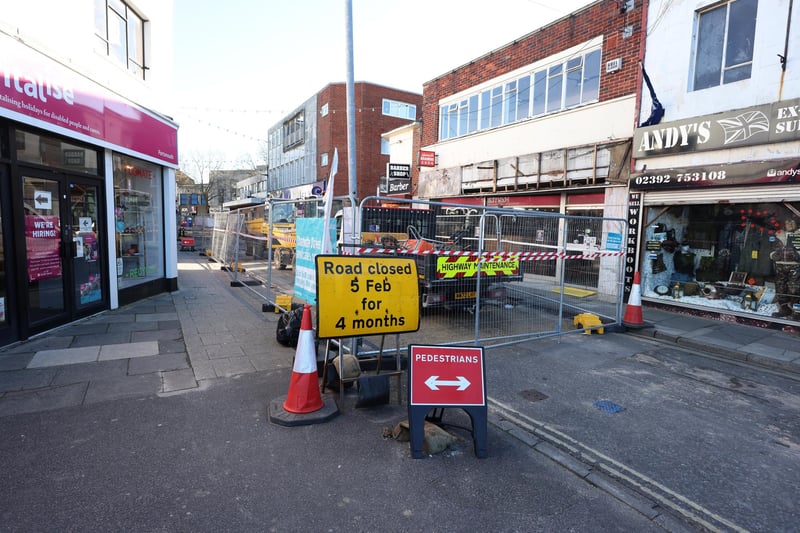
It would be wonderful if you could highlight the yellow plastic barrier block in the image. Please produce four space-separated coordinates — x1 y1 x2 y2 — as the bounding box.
275 294 293 313
574 313 604 334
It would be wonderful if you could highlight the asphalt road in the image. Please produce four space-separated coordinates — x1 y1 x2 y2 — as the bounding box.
1 368 669 532
4 250 799 531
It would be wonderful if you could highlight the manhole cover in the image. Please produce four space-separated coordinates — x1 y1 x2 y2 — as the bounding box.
520 389 549 402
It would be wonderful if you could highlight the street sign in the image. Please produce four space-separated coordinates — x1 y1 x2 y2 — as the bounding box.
315 255 420 339
409 344 485 406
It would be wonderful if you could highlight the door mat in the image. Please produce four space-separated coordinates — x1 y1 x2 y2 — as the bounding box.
552 287 596 297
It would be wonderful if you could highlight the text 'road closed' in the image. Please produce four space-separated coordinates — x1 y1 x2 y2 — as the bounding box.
315 255 420 339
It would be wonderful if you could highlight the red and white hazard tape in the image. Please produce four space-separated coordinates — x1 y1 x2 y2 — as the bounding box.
342 247 624 261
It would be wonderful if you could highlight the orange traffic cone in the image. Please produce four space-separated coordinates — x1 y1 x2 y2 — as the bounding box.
622 271 645 328
282 304 324 414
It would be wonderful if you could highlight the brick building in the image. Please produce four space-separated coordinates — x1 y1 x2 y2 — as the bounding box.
416 0 646 291
267 82 421 202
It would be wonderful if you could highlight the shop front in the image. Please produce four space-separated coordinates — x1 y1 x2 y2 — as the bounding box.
630 160 800 327
1 36 178 347
631 97 800 328
438 189 621 289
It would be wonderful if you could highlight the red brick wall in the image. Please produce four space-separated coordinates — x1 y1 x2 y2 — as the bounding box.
420 1 645 147
316 82 422 199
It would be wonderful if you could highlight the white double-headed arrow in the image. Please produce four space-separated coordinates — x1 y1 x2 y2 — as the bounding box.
425 375 471 391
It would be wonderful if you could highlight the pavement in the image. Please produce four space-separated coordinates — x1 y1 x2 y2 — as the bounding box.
2 250 800 530
2 252 798 414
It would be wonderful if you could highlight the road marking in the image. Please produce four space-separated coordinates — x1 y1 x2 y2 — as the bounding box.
488 397 747 533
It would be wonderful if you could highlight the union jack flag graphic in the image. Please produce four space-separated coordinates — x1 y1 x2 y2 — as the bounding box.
717 111 770 144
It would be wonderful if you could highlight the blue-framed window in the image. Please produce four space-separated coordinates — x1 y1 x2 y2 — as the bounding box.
438 48 602 141
383 99 416 120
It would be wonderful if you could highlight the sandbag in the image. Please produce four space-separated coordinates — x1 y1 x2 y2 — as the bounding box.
389 420 458 454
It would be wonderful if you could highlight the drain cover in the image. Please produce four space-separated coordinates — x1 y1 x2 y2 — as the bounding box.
520 389 549 402
593 400 625 414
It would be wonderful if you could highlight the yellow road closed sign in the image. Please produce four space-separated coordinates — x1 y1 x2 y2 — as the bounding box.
315 255 420 339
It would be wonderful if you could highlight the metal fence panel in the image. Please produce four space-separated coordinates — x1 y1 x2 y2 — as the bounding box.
199 195 626 352
348 197 626 348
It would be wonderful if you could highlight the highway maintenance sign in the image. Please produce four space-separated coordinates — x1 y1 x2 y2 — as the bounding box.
315 254 420 339
409 344 486 406
436 256 520 279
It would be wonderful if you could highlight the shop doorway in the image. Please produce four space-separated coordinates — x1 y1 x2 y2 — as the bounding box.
0 164 15 346
21 172 106 336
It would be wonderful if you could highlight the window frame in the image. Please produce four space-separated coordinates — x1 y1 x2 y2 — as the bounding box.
437 46 602 141
95 0 147 79
691 0 757 91
282 111 305 151
382 99 417 120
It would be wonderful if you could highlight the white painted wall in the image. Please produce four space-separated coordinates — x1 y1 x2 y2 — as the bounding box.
638 0 799 170
0 0 174 113
641 0 799 122
384 123 416 166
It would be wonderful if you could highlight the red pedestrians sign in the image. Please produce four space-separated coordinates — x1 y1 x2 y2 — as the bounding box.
409 345 485 406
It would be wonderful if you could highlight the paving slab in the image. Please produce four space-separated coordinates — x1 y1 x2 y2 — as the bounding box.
158 339 187 354
28 346 100 368
2 336 73 354
56 323 110 336
0 382 87 417
83 373 162 404
106 321 160 333
0 353 33 371
204 344 245 359
71 332 132 347
161 368 198 392
190 359 215 381
98 341 159 361
157 320 182 330
130 328 182 342
0 367 57 392
135 312 179 322
128 353 189 375
51 359 129 386
211 357 256 377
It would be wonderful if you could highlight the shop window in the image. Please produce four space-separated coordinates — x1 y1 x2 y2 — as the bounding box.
692 0 757 91
641 203 800 321
113 154 164 289
15 129 99 175
1 126 8 160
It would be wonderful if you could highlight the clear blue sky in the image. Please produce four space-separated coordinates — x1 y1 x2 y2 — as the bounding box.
173 0 595 176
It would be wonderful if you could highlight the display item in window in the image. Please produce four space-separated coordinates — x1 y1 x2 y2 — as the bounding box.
651 252 667 274
672 241 696 281
770 218 799 318
660 228 678 253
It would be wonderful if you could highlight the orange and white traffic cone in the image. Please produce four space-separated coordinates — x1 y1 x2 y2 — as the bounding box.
622 271 645 328
282 304 324 414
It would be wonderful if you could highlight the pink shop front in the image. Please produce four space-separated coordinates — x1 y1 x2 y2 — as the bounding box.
628 159 800 328
0 38 178 347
